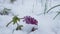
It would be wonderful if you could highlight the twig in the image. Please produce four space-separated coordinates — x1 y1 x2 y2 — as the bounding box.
47 4 60 13
44 0 48 14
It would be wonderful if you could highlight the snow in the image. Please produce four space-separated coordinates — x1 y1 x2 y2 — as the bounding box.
0 0 60 34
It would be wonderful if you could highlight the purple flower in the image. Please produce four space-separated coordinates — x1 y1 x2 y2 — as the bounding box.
23 16 38 25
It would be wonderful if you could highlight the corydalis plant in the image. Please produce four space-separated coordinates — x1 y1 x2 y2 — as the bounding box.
23 16 38 32
6 15 23 33
6 16 38 26
6 16 38 33
23 16 38 25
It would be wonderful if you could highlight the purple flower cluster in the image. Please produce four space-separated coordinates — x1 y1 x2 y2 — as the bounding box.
23 16 38 25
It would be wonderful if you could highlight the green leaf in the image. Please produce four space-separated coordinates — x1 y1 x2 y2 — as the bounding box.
12 16 20 24
16 25 23 30
6 16 20 27
0 8 11 15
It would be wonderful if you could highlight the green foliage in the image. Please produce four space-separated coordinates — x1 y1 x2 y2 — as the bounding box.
0 8 11 15
12 25 23 34
12 16 20 24
6 16 20 27
16 25 23 30
6 16 24 34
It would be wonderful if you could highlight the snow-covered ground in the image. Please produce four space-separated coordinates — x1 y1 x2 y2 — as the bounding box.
0 0 60 34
